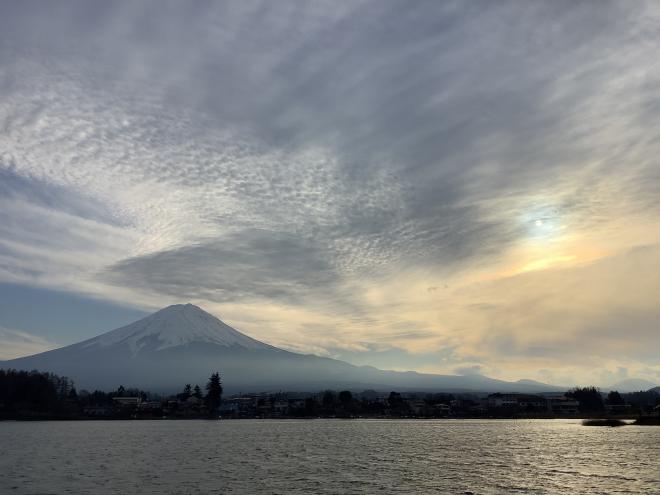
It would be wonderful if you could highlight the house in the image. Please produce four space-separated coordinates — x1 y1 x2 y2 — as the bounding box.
272 400 289 416
546 395 579 415
407 399 429 416
112 397 141 408
288 398 306 410
487 393 519 408
219 401 240 417
138 401 163 411
487 393 545 410
219 397 258 418
433 403 451 416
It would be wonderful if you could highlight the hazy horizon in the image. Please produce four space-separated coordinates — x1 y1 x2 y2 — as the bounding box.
1 1 659 386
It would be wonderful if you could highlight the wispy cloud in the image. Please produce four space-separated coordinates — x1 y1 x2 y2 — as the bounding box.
0 327 58 360
0 1 659 383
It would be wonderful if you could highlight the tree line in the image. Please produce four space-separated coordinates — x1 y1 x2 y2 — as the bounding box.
564 386 658 413
0 369 223 419
2 368 658 420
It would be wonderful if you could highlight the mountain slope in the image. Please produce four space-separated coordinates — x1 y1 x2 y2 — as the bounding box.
78 303 272 354
1 304 562 394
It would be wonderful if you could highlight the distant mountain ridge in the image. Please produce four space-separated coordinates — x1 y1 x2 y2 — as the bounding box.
1 304 565 394
605 378 659 393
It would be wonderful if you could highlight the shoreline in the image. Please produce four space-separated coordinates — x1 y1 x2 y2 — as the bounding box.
2 415 657 424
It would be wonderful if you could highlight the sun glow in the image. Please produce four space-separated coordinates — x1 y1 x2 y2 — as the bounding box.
519 254 577 273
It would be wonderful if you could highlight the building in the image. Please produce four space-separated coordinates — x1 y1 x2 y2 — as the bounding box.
112 397 141 406
433 403 451 416
487 393 546 410
546 395 579 415
407 399 429 416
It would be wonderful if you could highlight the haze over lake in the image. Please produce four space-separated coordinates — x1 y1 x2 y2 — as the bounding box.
1 419 658 494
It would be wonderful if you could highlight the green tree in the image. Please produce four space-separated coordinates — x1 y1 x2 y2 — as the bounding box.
338 390 354 417
304 397 318 416
321 390 335 414
607 390 625 406
566 387 604 412
205 372 223 414
193 385 203 399
179 384 192 401
388 391 403 407
338 390 353 406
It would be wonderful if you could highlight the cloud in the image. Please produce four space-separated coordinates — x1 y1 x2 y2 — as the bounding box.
0 1 659 382
0 327 58 360
105 229 341 305
454 365 485 376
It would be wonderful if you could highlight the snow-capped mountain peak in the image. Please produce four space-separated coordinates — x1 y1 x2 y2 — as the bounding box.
2 303 564 394
81 303 269 354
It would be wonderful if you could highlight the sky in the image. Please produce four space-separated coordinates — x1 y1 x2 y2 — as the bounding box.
0 1 659 387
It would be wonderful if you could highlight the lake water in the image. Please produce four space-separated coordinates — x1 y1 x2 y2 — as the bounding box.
1 419 658 494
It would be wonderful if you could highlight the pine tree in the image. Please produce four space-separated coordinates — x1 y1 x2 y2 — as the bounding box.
179 384 192 401
193 385 202 399
205 372 223 415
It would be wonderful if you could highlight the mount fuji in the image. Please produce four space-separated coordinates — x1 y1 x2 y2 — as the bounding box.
1 304 562 394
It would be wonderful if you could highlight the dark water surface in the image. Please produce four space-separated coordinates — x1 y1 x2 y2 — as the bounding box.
1 419 658 494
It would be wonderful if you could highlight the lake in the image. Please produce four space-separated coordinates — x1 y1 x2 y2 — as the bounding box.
1 419 658 494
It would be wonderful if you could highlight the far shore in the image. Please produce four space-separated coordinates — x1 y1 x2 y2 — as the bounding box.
3 415 658 424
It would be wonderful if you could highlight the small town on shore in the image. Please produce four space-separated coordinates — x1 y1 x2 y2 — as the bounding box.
1 368 659 423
